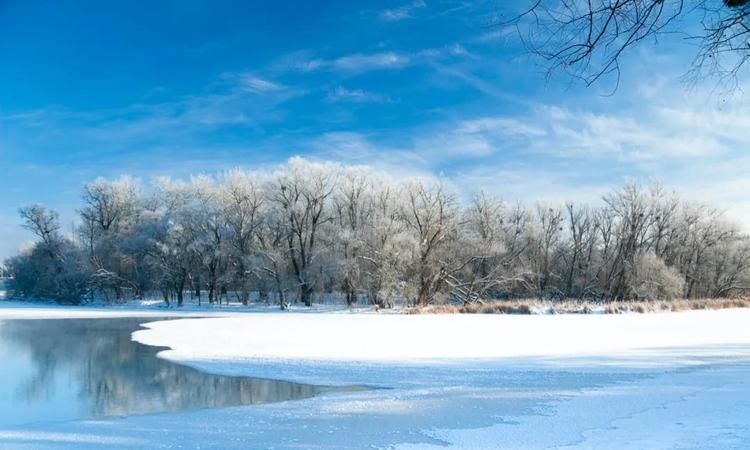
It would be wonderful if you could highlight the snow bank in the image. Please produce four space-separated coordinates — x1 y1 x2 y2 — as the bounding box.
0 300 231 319
0 299 374 320
133 309 750 364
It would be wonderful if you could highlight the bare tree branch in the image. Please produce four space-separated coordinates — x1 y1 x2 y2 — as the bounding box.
506 1 750 88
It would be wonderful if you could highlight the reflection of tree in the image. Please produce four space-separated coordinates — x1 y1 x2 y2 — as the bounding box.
20 345 57 403
0 319 327 418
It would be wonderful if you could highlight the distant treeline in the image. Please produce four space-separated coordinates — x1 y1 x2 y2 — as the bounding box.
5 158 750 307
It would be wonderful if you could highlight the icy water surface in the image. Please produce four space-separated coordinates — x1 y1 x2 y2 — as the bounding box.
0 318 339 428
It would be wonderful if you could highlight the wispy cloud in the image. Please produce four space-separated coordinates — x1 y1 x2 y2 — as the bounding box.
309 132 439 183
380 0 427 21
298 82 750 226
326 86 393 103
303 130 606 204
430 62 520 102
273 44 471 76
1 72 303 150
0 213 29 262
236 75 287 94
455 164 614 205
446 93 750 162
333 52 410 71
270 51 410 74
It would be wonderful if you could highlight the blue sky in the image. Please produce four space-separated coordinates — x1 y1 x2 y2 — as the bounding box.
2 0 750 259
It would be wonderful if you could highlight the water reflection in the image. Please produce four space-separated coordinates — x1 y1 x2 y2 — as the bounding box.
0 319 336 428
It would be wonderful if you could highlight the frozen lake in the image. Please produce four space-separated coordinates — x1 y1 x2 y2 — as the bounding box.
0 309 748 448
0 318 352 429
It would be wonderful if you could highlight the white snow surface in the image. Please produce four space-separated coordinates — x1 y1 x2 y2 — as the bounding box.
2 306 750 449
0 299 366 319
133 309 750 366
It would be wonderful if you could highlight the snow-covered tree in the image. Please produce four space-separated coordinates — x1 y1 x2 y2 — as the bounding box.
271 159 337 306
6 159 750 306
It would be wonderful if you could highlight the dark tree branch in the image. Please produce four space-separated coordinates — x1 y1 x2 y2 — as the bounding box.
506 1 750 88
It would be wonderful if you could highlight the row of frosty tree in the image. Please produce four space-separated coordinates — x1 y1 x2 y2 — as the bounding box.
5 158 750 307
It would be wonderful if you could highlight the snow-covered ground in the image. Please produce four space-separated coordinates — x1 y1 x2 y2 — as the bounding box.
1 306 749 449
0 298 371 319
134 309 750 368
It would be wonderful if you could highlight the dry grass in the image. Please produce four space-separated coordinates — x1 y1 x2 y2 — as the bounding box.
409 303 534 315
408 297 750 315
603 297 750 314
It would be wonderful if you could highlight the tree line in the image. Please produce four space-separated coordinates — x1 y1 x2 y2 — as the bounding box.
5 158 750 307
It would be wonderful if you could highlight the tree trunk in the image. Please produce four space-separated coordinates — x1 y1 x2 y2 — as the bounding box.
300 284 313 307
344 278 356 307
273 270 286 310
177 287 184 307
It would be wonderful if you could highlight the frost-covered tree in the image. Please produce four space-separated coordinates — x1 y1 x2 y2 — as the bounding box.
333 168 375 306
8 205 89 303
252 200 293 308
446 193 515 304
399 182 458 306
6 159 750 306
358 182 404 308
79 176 141 300
630 253 685 301
562 203 598 299
220 170 263 305
190 175 229 305
271 159 337 306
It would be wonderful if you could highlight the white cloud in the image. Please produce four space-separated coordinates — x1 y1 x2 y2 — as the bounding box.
297 59 326 72
279 44 470 76
326 86 393 103
307 132 452 187
0 214 35 260
455 165 613 206
475 26 515 42
313 132 423 165
414 127 494 158
333 52 410 71
274 51 410 74
294 82 750 231
662 154 750 231
380 0 427 21
457 117 546 137
454 96 750 162
237 75 286 93
447 43 469 56
1 72 303 148
430 63 518 101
